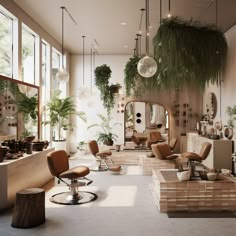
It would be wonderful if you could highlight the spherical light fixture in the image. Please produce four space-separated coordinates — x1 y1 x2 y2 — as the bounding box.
137 0 157 78
56 68 69 83
137 56 157 78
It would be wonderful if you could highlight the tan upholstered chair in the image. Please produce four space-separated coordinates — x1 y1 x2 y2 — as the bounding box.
88 140 121 172
146 131 165 149
151 143 179 160
47 150 97 205
181 142 212 176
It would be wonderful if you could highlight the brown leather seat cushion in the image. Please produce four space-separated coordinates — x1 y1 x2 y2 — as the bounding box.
59 165 90 179
182 152 202 161
109 165 122 172
96 150 112 157
165 154 179 160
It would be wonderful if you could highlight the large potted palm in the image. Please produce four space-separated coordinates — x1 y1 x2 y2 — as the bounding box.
42 90 86 151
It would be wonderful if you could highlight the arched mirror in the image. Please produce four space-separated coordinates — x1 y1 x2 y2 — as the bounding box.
124 101 169 144
0 76 39 141
206 92 217 119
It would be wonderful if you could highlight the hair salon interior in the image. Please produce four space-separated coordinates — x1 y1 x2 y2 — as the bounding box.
1 0 236 235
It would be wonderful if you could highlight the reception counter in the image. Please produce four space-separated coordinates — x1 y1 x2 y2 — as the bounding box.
0 147 54 212
150 169 236 212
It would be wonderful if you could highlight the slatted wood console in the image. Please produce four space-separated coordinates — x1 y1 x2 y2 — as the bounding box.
150 169 236 212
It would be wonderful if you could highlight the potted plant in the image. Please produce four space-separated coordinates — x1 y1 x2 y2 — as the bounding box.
94 64 120 115
225 105 236 127
88 114 121 146
42 90 86 150
109 83 121 94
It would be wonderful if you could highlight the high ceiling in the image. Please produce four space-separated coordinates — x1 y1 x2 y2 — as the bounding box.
13 0 236 55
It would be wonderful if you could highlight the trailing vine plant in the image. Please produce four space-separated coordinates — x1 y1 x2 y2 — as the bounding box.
124 56 146 96
95 64 120 115
153 17 228 90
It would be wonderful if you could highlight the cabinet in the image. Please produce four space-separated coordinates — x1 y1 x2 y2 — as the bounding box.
0 148 54 212
186 132 232 170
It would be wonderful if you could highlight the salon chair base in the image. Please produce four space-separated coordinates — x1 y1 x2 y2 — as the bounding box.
90 160 109 171
50 191 97 205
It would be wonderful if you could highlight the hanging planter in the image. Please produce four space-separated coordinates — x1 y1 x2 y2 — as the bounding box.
94 64 120 114
109 83 121 94
124 56 146 96
153 17 228 90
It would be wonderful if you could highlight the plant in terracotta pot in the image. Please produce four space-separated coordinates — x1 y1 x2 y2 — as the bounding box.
42 90 86 142
88 114 121 146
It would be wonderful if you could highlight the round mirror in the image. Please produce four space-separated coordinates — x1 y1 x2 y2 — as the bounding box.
224 126 233 140
206 92 217 119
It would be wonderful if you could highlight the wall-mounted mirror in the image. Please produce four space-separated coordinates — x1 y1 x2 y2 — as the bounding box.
206 92 217 120
0 76 39 141
124 101 169 143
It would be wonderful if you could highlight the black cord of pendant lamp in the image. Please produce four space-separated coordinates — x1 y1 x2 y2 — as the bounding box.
60 6 65 68
82 35 85 85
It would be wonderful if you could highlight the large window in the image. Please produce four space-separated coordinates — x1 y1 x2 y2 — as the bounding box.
52 48 60 89
41 41 50 140
52 48 66 97
22 24 36 84
0 9 13 77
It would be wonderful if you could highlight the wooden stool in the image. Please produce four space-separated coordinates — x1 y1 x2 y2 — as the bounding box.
11 188 45 228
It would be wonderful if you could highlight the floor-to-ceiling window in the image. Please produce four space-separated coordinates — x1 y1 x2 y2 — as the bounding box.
22 24 38 85
0 9 13 77
41 41 51 140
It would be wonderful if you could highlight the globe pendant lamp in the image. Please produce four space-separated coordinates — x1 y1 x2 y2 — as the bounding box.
56 6 69 83
137 0 157 78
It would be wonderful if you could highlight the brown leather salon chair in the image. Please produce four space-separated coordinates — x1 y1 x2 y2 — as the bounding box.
146 131 165 149
151 142 179 160
131 135 142 147
181 142 212 176
47 150 97 205
88 140 121 172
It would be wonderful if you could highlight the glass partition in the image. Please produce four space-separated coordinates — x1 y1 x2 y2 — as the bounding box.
0 75 39 140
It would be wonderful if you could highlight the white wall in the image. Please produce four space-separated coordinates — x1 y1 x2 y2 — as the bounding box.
203 24 236 139
69 54 131 152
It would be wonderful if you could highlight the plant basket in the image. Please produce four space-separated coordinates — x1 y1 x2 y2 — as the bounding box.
109 84 121 94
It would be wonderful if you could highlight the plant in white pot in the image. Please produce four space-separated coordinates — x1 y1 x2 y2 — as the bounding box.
42 90 86 151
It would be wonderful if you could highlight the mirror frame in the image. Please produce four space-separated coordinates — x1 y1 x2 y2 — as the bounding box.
206 92 217 120
0 75 40 139
124 100 170 145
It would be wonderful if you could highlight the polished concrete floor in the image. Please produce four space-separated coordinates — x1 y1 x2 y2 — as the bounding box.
0 154 236 236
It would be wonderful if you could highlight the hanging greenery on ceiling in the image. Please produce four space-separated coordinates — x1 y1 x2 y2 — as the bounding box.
153 17 228 90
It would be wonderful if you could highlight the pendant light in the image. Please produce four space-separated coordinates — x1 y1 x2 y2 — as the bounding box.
56 6 69 83
137 0 157 78
79 35 90 99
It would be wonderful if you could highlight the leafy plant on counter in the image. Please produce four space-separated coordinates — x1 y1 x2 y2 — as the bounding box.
225 105 236 127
